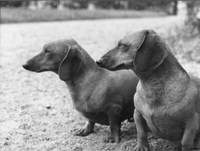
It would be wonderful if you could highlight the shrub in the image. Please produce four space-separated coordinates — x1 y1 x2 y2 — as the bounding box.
0 1 25 7
185 1 200 34
164 24 200 63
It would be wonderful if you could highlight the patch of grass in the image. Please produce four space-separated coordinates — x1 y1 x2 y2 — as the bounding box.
0 7 166 24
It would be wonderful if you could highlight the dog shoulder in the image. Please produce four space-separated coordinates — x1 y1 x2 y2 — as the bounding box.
190 74 200 88
189 75 200 105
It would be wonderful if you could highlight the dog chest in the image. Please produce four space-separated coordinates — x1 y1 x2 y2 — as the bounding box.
136 100 185 141
72 96 105 113
148 110 184 141
134 88 199 142
71 95 110 125
81 111 109 125
134 83 188 141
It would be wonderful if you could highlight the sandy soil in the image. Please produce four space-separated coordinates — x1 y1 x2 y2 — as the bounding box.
1 16 200 151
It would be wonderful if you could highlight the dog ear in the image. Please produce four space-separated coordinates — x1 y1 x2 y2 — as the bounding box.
58 45 82 81
134 31 168 72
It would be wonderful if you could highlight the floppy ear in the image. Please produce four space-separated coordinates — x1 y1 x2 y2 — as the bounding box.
58 45 82 81
133 31 168 72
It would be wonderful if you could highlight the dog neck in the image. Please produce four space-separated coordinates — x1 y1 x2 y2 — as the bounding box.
136 52 188 82
63 49 104 104
135 53 190 106
63 49 101 87
135 52 190 97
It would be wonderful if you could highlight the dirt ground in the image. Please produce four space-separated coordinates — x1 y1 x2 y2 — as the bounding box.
1 16 200 151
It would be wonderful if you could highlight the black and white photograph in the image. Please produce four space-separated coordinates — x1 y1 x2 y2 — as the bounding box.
1 0 200 150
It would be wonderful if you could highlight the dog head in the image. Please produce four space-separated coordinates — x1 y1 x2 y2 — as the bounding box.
97 29 168 74
23 38 83 81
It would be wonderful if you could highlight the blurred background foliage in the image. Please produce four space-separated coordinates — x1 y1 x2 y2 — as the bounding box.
163 1 200 63
0 0 181 24
0 0 178 14
1 0 200 63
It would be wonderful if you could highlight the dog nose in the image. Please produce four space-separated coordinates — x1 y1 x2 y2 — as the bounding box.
96 59 104 67
22 63 29 70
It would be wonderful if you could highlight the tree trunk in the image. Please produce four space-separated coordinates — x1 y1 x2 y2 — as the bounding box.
172 1 178 15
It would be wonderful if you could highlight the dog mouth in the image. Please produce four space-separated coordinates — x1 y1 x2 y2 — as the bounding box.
96 59 131 71
110 63 127 71
110 61 134 71
22 64 45 72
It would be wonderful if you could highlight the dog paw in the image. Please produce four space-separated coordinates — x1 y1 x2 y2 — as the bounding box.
174 145 181 151
103 136 119 143
73 128 93 136
133 144 150 151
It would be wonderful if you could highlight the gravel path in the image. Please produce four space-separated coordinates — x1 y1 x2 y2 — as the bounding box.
1 16 200 151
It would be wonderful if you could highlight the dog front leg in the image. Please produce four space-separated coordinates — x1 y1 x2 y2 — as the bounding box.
134 109 150 151
74 120 95 136
106 104 122 143
181 113 199 151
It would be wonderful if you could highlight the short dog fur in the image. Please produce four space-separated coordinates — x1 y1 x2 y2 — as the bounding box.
22 38 138 143
97 29 200 150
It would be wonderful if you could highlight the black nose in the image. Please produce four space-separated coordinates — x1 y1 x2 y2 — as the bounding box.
96 59 104 67
22 64 29 70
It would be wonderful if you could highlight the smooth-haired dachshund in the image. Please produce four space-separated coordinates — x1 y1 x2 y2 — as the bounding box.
23 38 138 143
97 29 200 150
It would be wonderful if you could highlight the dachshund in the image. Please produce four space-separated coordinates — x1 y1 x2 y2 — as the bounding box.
96 29 200 150
23 38 138 143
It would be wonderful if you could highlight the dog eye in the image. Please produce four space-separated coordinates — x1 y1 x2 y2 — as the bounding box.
118 43 127 49
44 49 50 53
